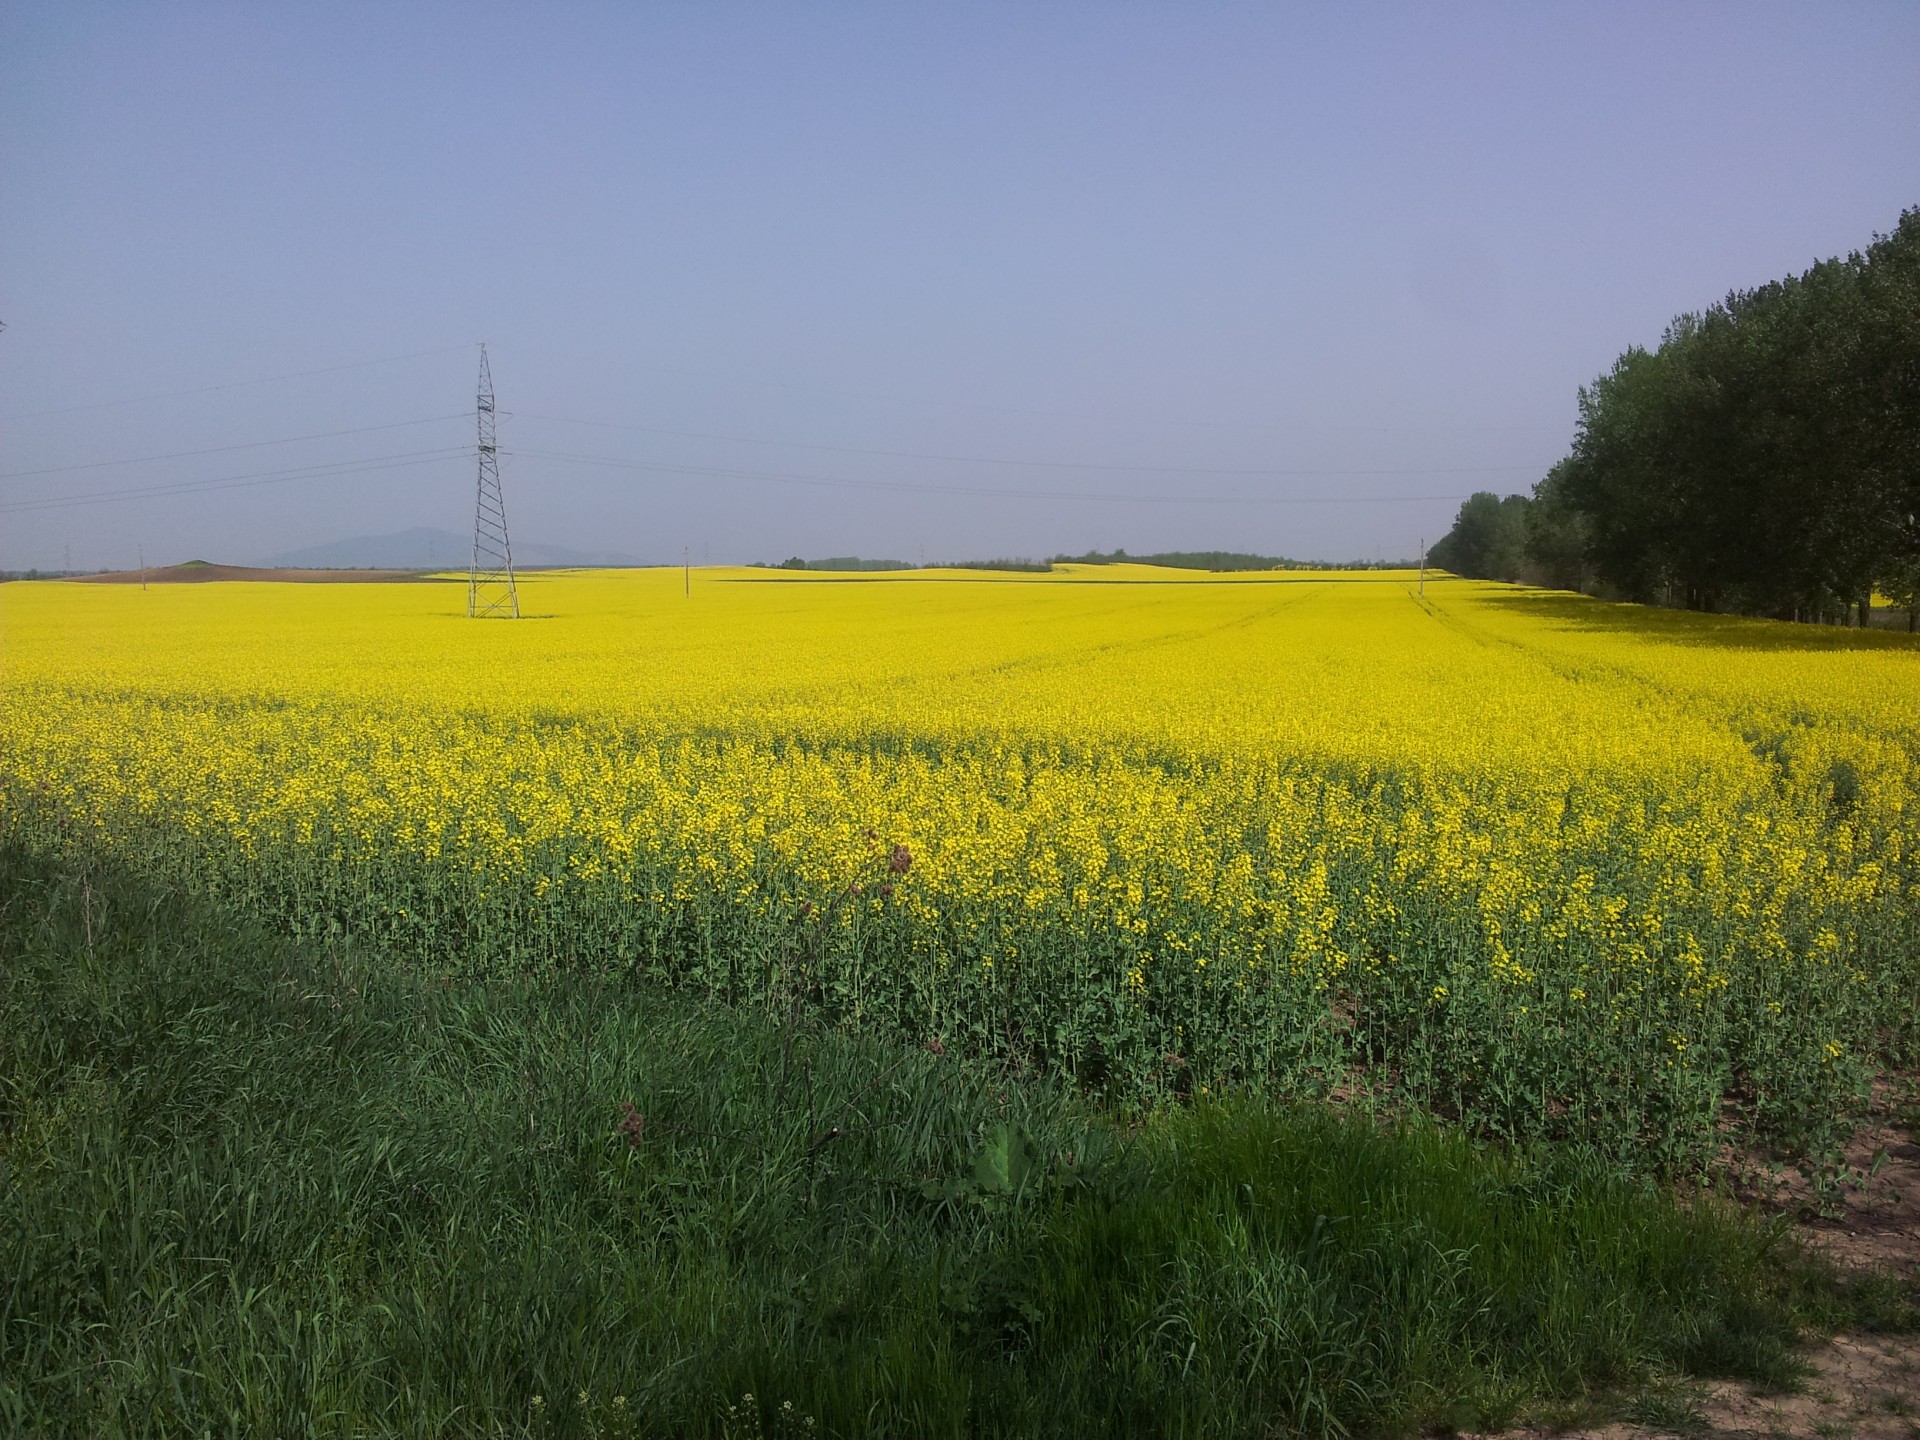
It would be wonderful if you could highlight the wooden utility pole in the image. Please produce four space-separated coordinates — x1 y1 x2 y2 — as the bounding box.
683 546 690 598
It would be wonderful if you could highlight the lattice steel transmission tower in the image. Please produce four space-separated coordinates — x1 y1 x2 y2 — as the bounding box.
467 344 520 618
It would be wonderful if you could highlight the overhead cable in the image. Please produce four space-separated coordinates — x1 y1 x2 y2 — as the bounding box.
509 411 1557 479
0 343 476 422
608 361 1571 436
0 414 471 480
509 446 1472 507
0 449 470 514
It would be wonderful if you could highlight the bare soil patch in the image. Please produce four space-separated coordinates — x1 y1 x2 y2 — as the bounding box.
73 563 452 584
1719 1077 1920 1278
1493 1080 1920 1440
1503 1337 1920 1440
1688 1333 1919 1439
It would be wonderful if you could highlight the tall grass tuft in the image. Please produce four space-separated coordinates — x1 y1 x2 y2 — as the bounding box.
0 844 1856 1438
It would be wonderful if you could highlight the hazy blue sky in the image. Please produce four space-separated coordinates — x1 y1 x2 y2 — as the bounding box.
3 3 1916 570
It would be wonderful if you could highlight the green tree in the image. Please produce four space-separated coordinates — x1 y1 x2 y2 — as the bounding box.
1525 460 1591 591
1429 492 1531 581
1553 207 1920 622
1856 209 1920 615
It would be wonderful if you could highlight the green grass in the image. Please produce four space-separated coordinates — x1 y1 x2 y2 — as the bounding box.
0 842 1892 1438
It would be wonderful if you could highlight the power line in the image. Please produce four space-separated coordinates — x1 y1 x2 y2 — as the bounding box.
509 446 1473 507
611 360 1571 437
0 343 475 422
0 414 470 480
0 449 470 515
0 354 1514 523
509 411 1557 479
0 437 1470 517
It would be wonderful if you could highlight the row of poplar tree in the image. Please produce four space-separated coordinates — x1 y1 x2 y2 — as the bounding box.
1431 207 1920 627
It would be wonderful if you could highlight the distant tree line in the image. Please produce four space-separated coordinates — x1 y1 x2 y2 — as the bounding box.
754 551 1428 575
1054 549 1418 572
1430 207 1920 627
1056 548 1296 571
762 556 916 572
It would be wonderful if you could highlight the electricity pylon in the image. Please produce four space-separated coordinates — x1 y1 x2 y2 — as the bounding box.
467 344 520 618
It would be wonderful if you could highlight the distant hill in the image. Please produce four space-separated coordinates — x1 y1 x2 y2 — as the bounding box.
258 527 648 570
72 563 441 586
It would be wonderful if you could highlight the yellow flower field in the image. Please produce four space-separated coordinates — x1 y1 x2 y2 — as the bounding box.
4 565 1915 1167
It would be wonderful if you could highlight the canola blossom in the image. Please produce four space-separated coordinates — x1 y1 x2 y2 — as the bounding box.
4 565 1915 1168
